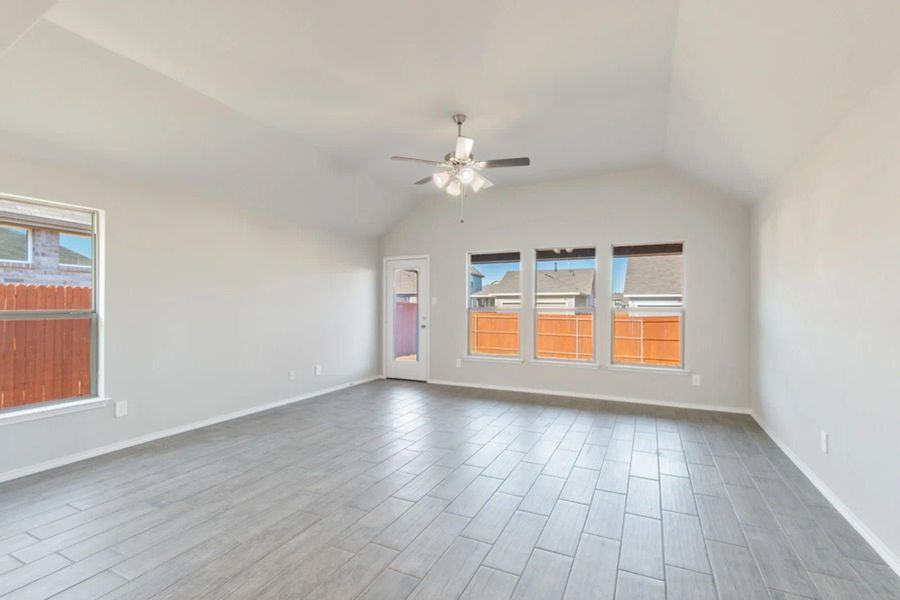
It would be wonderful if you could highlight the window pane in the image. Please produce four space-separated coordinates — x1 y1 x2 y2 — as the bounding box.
469 252 521 309
0 226 28 262
612 244 683 308
0 317 93 409
535 247 596 361
469 311 519 356
468 252 521 357
613 311 682 366
393 269 418 361
536 310 593 361
59 233 93 267
0 200 94 309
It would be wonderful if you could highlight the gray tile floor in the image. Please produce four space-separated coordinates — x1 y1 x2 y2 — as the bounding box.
1 380 898 599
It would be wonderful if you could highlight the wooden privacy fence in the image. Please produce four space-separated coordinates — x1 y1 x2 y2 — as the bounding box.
469 310 681 365
0 284 93 409
393 301 418 359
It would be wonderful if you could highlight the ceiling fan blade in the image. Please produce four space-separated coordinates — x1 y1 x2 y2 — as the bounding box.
414 176 432 185
474 157 530 168
454 136 474 160
391 156 446 166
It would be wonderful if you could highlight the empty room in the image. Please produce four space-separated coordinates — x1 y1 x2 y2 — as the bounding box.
1 1 899 599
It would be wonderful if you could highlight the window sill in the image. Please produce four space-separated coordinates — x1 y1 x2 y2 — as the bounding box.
605 364 690 375
0 397 109 426
462 355 524 365
528 359 600 369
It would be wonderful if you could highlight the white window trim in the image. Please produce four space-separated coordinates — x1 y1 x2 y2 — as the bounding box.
0 192 106 422
467 250 522 359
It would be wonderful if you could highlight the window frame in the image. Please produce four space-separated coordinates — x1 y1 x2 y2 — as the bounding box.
466 250 522 359
609 242 685 370
533 246 599 364
0 224 33 265
0 193 104 421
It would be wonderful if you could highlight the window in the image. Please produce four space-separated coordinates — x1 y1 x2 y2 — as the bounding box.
468 251 521 356
0 196 99 411
59 233 93 268
611 243 683 367
393 269 419 361
535 247 596 361
0 225 30 263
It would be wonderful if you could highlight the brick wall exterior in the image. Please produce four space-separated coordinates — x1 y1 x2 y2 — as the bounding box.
0 228 92 286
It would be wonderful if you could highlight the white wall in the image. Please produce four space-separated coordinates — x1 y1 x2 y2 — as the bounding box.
752 70 900 564
0 155 380 477
382 166 751 411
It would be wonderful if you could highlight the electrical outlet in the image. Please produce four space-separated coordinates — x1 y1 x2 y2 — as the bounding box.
315 364 323 376
455 358 462 368
691 374 701 386
821 431 829 454
114 399 127 418
288 370 296 381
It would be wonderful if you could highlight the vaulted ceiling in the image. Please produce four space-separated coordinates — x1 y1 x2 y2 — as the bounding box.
1 1 899 235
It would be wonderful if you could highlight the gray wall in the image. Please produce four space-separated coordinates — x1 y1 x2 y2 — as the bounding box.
382 166 751 411
752 69 900 565
0 155 380 477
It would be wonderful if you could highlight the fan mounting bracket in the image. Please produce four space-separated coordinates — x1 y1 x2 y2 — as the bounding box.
452 113 467 126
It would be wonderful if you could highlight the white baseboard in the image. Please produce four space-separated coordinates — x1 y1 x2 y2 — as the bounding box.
752 412 900 576
0 375 380 484
426 378 752 415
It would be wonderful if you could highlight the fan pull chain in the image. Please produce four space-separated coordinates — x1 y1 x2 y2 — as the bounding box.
460 186 466 223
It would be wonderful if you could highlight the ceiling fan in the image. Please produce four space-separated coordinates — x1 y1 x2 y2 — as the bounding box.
391 114 530 197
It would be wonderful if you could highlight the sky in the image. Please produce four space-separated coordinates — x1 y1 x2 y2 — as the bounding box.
59 233 92 259
474 256 629 294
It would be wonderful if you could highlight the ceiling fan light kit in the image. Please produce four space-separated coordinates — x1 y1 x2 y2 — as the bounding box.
390 114 531 219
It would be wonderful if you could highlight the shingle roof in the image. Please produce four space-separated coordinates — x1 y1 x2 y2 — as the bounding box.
623 254 682 296
473 268 595 297
470 266 484 277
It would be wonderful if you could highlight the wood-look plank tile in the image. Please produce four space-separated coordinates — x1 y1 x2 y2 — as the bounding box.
618 514 663 580
660 474 696 515
462 492 521 543
597 461 630 494
584 490 626 540
625 477 660 519
460 566 519 600
662 510 711 574
695 493 746 546
390 512 468 578
560 467 599 505
409 537 490 600
743 524 818 597
665 565 718 600
511 548 572 600
706 540 770 600
446 476 502 517
484 511 548 575
563 533 618 600
614 570 664 600
536 500 588 556
499 462 544 497
518 475 565 515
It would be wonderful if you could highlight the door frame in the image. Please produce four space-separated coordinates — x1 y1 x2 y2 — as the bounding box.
383 255 430 381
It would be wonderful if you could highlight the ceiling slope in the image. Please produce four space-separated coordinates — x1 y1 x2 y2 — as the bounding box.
0 1 897 235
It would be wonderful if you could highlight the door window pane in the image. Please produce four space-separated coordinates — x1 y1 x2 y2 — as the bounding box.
393 269 418 361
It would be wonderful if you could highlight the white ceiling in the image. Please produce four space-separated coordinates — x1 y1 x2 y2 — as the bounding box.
0 0 898 235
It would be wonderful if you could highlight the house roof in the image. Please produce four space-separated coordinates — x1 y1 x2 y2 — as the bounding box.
623 255 682 296
473 268 595 297
469 266 484 278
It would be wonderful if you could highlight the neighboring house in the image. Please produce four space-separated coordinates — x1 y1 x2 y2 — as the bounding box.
0 225 92 287
469 266 484 294
613 254 682 308
472 268 595 308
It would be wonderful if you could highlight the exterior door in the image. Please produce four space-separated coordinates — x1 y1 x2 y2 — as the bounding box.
384 257 429 381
